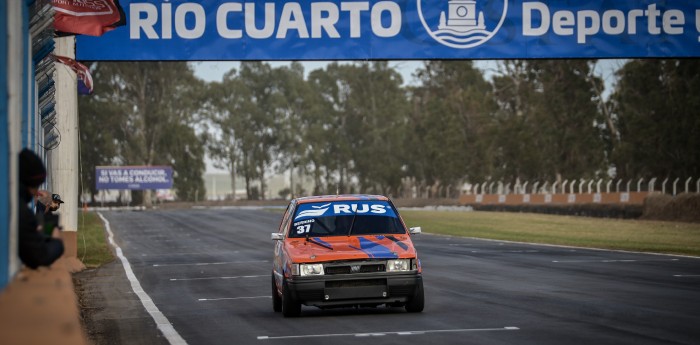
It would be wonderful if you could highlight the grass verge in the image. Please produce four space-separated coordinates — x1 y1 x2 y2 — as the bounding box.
400 210 700 257
77 211 114 268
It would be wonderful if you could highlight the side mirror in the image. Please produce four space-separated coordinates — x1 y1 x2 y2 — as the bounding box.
409 226 422 235
271 233 284 241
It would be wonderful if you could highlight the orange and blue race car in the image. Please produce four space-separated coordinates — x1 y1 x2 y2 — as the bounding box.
271 194 424 317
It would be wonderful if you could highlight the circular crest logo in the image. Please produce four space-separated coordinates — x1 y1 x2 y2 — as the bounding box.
417 0 508 49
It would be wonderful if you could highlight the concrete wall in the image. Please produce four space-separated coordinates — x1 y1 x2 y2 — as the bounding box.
459 192 649 206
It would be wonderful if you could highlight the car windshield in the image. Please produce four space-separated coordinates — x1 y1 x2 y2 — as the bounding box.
289 201 405 238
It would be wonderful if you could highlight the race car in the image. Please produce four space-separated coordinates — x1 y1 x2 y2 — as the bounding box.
271 194 424 317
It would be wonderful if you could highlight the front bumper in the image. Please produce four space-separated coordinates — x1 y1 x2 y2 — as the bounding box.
287 272 422 307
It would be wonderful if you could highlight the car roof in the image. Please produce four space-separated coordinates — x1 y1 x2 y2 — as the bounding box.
294 194 389 204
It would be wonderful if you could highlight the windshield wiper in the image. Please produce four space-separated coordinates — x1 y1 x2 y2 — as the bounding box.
306 234 333 250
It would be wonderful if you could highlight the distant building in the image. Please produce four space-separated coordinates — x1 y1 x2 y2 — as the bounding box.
204 170 314 201
203 173 246 200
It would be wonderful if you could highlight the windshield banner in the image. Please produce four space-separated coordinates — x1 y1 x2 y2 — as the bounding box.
96 166 173 190
294 201 398 221
77 0 700 60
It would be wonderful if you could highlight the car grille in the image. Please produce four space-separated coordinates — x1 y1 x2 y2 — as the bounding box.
324 263 386 275
388 285 413 297
296 290 325 301
326 278 386 288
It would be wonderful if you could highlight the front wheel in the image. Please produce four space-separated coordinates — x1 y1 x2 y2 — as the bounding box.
405 280 424 313
281 280 301 317
271 273 281 312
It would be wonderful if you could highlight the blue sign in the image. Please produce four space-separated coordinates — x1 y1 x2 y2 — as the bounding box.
294 201 398 221
77 1 700 60
96 166 173 190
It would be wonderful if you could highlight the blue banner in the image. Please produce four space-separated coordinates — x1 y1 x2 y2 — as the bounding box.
294 201 398 221
76 1 700 60
96 166 173 190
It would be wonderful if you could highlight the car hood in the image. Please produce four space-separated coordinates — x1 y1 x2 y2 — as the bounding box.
285 235 416 262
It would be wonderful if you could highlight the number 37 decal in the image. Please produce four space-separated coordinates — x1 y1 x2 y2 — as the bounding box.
296 224 311 234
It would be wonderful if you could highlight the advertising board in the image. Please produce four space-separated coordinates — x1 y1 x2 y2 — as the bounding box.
77 0 700 60
96 166 173 190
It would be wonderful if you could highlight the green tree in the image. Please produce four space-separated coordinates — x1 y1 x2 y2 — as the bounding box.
407 61 495 193
271 62 320 198
491 60 606 185
207 62 281 200
611 59 700 179
159 125 206 202
239 62 281 200
78 62 122 202
206 68 246 200
339 62 408 195
304 63 410 195
78 62 206 205
306 63 351 194
490 60 543 181
532 60 606 180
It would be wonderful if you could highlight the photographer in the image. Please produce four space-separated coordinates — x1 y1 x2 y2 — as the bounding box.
35 191 64 216
18 149 64 269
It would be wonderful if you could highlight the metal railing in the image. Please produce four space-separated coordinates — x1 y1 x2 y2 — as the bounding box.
465 177 700 196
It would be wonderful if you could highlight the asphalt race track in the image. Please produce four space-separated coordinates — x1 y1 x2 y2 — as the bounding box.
91 209 700 345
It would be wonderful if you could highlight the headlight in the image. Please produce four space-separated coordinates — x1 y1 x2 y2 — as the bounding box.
299 263 324 276
386 259 411 272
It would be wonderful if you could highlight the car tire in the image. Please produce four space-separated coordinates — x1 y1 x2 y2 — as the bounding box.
281 279 301 317
272 273 282 312
405 280 424 313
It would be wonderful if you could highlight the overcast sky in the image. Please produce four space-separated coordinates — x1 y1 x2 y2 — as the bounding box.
192 60 427 85
192 59 624 87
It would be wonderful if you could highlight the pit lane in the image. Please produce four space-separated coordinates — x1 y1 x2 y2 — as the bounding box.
88 208 700 345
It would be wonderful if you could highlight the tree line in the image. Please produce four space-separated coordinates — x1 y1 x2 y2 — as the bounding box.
79 59 700 202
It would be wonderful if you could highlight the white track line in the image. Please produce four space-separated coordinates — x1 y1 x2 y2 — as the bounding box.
199 296 271 301
426 233 700 259
257 326 519 340
448 247 540 254
553 259 679 263
673 274 700 277
98 212 188 345
152 260 268 267
171 275 266 281
141 251 238 256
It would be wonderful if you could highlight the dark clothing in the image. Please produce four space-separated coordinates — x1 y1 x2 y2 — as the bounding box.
19 186 64 269
35 201 47 216
19 148 46 188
